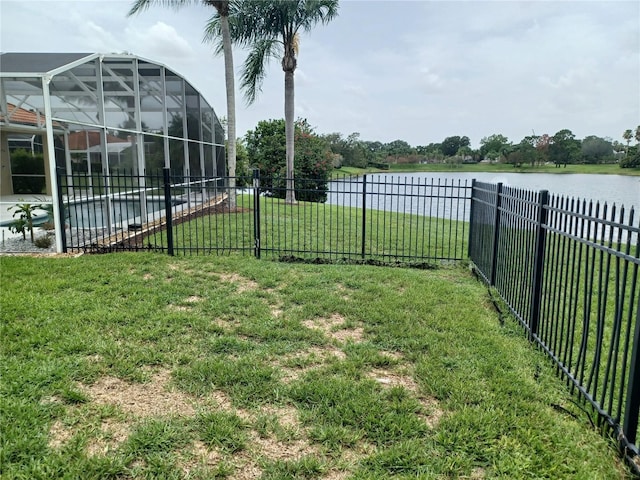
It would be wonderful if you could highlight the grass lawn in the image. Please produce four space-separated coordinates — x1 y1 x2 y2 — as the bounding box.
1 254 631 479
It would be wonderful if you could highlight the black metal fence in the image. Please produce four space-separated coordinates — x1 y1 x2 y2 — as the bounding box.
469 180 639 471
57 168 472 262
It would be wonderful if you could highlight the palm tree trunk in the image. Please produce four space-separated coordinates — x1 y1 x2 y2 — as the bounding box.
284 69 296 204
221 13 237 209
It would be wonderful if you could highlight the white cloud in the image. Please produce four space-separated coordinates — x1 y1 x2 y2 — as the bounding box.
125 21 195 61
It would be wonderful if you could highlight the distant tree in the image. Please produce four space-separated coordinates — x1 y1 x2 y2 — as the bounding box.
635 126 640 144
520 135 542 166
456 145 474 162
535 134 551 164
581 136 614 164
479 134 510 160
321 132 370 168
509 139 538 167
612 140 626 154
245 118 332 202
385 139 414 158
441 136 470 157
620 145 640 168
623 129 633 153
549 129 581 167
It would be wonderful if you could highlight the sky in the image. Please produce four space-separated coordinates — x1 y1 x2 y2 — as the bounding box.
1 0 639 148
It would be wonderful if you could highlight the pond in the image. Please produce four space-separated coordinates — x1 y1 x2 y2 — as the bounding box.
327 172 639 226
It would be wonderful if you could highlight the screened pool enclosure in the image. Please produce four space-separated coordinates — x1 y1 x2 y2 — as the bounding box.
0 52 226 252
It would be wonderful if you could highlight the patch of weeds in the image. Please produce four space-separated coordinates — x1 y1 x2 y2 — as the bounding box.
34 234 54 249
206 335 256 355
342 342 400 368
174 357 282 406
57 385 89 405
260 455 327 480
124 418 191 456
354 438 470 477
194 411 248 453
288 372 428 446
254 413 287 440
307 424 362 450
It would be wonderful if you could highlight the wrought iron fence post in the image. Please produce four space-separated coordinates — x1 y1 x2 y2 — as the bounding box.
468 179 476 259
253 168 261 259
55 166 68 253
490 182 503 286
624 300 640 446
361 174 367 259
529 190 549 339
163 168 174 256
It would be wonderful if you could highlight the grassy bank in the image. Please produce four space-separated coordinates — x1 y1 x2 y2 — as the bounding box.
1 254 630 479
335 163 640 176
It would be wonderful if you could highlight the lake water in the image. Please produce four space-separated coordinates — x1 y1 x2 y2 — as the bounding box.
327 172 639 230
372 172 639 209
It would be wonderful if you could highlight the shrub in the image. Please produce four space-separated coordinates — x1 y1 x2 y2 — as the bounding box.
34 235 53 249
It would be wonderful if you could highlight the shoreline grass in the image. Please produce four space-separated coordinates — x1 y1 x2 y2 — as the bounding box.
1 253 631 478
335 163 640 177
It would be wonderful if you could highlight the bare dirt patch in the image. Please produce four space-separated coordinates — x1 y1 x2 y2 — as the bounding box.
367 367 444 428
250 431 318 462
469 466 486 479
418 397 445 429
203 390 253 423
167 304 192 312
86 418 130 456
331 326 364 343
278 345 346 383
218 273 259 293
79 370 195 418
186 295 203 303
257 404 301 431
48 420 74 449
303 314 364 343
179 440 224 476
303 313 344 333
270 304 283 318
227 453 262 480
368 368 419 392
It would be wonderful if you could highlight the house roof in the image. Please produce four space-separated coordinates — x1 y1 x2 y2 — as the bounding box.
0 53 95 75
0 103 63 128
67 130 131 150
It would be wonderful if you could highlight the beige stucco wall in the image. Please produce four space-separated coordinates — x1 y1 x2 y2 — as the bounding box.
0 130 13 196
0 129 53 197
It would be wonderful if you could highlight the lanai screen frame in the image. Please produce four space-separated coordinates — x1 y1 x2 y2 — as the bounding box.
0 53 226 252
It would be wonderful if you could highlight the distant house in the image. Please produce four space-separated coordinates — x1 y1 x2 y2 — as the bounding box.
0 52 226 251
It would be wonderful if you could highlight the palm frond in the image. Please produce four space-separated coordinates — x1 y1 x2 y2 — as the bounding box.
241 39 281 105
297 0 339 32
127 0 200 17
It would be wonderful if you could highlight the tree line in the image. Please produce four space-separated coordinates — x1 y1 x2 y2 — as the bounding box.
316 127 640 169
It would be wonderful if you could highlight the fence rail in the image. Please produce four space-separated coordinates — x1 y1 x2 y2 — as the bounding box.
57 169 472 262
469 180 640 472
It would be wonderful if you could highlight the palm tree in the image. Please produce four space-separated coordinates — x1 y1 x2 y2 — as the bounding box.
212 0 338 204
128 0 238 208
623 129 633 153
